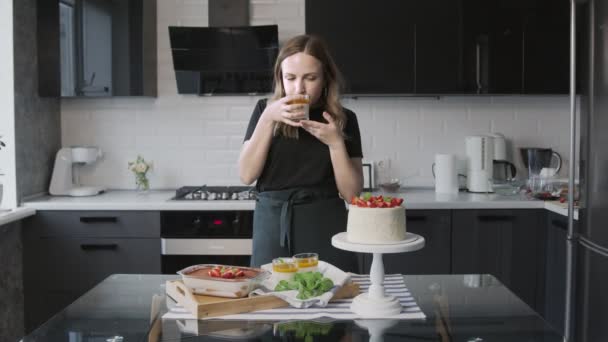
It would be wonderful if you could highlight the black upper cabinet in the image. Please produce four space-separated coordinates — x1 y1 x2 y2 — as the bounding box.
462 0 570 94
463 0 572 94
414 1 463 94
522 0 570 94
306 0 570 95
38 0 157 97
306 1 415 94
488 3 525 93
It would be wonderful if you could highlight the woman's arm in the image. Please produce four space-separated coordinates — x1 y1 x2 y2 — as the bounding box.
239 96 308 184
329 144 363 200
300 112 363 200
238 115 275 185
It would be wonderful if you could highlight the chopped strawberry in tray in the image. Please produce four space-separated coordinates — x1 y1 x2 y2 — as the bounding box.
207 265 246 278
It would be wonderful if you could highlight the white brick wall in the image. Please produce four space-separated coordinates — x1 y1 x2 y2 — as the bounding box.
61 0 575 190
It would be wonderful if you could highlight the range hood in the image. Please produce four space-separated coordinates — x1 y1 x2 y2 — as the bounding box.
168 25 278 95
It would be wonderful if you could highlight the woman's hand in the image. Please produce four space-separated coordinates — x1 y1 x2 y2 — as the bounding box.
300 112 344 149
260 95 309 127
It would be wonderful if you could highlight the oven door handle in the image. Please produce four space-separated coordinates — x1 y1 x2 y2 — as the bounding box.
161 238 252 256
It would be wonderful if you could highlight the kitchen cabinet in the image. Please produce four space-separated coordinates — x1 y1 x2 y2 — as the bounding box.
37 0 157 97
307 0 569 94
305 0 416 94
451 209 546 311
414 1 463 94
22 211 161 333
462 0 525 93
462 0 571 94
361 210 452 275
522 0 570 94
541 212 569 335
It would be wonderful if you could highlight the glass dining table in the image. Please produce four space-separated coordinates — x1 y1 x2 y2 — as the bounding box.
21 273 562 341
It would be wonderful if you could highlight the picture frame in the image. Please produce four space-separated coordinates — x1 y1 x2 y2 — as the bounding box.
362 162 374 191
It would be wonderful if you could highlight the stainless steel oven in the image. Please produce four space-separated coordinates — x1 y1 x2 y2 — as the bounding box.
160 210 254 274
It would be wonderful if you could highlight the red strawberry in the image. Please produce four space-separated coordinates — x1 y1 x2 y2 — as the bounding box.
369 201 378 208
235 270 245 277
396 198 404 205
222 271 235 279
351 197 357 205
209 269 221 277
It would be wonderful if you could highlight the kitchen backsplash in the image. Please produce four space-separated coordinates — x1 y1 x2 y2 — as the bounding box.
61 0 576 190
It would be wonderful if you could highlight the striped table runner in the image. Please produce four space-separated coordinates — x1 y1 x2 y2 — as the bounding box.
163 274 426 320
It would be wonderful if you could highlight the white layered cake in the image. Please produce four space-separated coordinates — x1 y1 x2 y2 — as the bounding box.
346 206 407 244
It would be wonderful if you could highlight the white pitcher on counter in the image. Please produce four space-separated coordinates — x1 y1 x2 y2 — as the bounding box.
433 154 459 194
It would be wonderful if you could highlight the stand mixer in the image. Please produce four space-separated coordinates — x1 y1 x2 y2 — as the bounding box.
49 147 105 196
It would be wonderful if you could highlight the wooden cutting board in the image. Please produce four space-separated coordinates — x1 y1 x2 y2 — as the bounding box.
165 279 360 319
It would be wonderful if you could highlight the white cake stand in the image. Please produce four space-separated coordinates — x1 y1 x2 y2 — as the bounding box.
331 232 425 317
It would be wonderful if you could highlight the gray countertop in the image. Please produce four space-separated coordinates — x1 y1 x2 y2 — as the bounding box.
0 207 37 226
22 190 255 211
20 189 577 218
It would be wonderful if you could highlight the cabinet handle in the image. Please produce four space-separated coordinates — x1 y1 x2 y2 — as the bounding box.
407 216 427 222
80 217 118 224
476 42 482 93
551 219 568 230
80 244 118 251
477 215 514 222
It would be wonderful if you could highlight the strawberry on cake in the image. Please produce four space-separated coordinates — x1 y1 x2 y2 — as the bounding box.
347 194 406 244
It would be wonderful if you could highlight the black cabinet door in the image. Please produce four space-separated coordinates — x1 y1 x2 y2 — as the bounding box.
29 210 160 238
488 3 524 93
452 209 546 310
462 0 571 94
522 0 570 94
414 1 463 93
22 212 161 332
462 0 524 93
542 212 568 336
306 0 416 94
362 210 451 275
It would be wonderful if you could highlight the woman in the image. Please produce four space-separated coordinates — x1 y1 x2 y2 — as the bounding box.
239 35 363 272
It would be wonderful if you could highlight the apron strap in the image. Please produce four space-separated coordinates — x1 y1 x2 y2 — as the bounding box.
279 198 294 253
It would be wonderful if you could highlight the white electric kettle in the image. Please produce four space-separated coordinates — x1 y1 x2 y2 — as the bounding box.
465 135 494 192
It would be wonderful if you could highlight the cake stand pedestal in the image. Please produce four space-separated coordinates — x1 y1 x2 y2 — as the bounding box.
331 232 425 317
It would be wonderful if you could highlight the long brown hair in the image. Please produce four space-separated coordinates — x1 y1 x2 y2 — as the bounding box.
271 35 346 138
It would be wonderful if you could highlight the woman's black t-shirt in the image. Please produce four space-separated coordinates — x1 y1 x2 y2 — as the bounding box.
244 99 363 192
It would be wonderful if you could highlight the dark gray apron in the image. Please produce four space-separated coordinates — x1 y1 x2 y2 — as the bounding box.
250 187 358 272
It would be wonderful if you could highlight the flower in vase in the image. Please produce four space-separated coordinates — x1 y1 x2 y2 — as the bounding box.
128 155 153 191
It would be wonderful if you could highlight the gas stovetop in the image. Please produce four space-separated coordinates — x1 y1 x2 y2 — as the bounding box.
173 186 257 201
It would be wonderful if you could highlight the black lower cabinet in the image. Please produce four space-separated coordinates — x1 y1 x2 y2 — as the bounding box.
451 209 546 311
542 212 569 335
362 210 451 275
22 211 161 333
